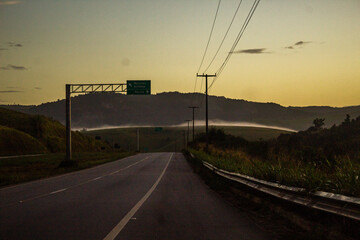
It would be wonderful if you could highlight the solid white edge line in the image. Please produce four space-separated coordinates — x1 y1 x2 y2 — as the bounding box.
103 153 174 240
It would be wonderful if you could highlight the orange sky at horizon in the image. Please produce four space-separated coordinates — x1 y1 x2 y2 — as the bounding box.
0 0 359 107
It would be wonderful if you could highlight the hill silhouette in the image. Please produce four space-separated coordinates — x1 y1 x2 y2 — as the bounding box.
2 92 360 130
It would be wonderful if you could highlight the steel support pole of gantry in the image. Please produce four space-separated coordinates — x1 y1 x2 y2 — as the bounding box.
65 84 71 161
64 83 127 164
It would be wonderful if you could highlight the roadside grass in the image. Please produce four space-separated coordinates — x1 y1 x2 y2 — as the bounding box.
0 151 134 187
0 107 112 155
220 126 292 141
189 147 360 197
0 125 47 156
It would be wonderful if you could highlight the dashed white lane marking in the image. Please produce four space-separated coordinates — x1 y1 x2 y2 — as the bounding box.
6 156 151 207
0 154 144 191
108 157 148 175
103 153 173 240
50 188 67 194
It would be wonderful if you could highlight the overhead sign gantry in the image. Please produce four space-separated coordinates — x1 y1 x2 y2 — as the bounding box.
64 81 151 164
127 80 151 95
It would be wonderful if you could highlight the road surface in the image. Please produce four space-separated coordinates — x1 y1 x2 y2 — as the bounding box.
0 152 270 240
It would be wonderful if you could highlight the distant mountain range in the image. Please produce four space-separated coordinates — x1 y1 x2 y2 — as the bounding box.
2 92 360 130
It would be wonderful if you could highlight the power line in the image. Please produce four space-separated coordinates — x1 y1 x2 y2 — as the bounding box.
210 0 260 89
217 0 260 75
209 0 261 90
191 0 222 106
203 0 244 73
197 0 222 73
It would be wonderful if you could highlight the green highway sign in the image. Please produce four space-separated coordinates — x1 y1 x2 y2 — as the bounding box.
127 80 151 95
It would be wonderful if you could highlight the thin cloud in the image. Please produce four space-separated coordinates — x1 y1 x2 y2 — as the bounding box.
0 1 21 6
285 41 312 49
295 41 311 46
8 42 22 47
0 64 27 70
0 90 23 93
7 86 25 91
232 48 270 54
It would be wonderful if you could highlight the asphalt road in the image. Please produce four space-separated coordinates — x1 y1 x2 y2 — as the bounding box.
0 152 270 240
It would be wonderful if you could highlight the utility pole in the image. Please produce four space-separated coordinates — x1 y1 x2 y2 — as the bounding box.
136 128 140 152
184 130 186 150
196 73 216 152
188 106 198 142
185 120 191 148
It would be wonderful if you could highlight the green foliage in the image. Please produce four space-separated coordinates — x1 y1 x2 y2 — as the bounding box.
190 148 360 197
0 152 135 186
312 118 325 129
0 126 47 156
191 115 360 197
0 107 111 155
273 115 360 166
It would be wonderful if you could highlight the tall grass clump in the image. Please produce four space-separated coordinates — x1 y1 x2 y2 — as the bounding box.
190 115 360 197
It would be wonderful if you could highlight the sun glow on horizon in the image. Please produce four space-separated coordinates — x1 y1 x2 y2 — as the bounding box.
0 0 359 107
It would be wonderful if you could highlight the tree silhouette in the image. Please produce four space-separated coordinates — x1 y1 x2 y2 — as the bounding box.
313 118 325 129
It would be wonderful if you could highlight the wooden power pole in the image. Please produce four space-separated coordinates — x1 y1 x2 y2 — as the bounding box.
196 74 216 152
188 106 198 142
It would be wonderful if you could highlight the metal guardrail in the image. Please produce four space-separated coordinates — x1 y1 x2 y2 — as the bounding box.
199 159 360 221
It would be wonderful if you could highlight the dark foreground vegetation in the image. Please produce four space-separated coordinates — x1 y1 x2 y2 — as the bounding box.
190 115 360 197
0 152 134 187
0 107 111 156
0 107 135 186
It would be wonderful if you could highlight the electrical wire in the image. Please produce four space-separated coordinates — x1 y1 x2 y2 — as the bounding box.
191 0 222 106
197 0 222 74
209 0 261 90
203 0 243 73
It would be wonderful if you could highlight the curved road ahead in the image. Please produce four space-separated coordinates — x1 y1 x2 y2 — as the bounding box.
0 153 269 240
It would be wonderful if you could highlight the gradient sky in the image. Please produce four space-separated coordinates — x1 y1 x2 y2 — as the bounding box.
0 0 359 107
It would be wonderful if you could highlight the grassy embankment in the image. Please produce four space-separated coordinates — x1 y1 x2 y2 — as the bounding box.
85 125 289 152
0 125 46 155
0 107 111 156
0 107 135 187
0 152 134 187
189 116 360 197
